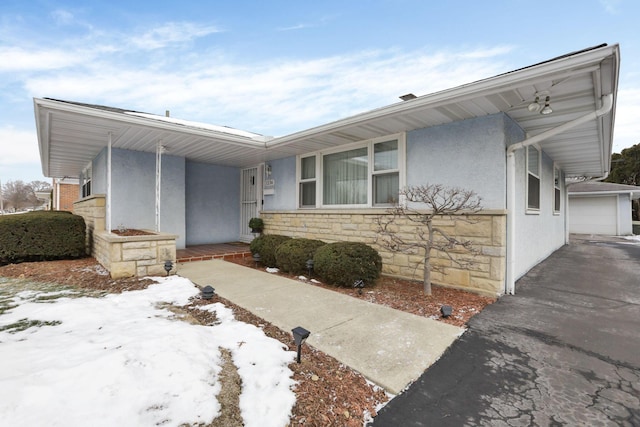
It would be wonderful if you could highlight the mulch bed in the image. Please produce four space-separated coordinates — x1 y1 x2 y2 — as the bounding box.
0 256 495 426
226 256 495 328
111 228 156 236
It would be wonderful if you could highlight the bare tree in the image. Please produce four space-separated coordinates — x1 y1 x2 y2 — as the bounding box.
376 184 482 295
1 180 51 211
30 180 52 192
2 180 30 211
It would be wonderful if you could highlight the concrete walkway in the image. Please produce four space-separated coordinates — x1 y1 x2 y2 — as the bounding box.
177 260 463 394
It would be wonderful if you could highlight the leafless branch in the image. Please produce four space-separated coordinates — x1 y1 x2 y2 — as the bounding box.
374 184 482 294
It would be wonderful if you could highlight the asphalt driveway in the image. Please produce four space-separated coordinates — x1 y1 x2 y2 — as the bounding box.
373 235 640 426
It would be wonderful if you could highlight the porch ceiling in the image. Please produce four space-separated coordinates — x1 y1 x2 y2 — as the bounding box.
35 44 619 179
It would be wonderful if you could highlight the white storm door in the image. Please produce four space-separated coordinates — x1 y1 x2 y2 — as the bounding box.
240 166 261 242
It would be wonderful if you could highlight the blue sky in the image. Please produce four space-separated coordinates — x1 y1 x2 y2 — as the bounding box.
1 0 639 183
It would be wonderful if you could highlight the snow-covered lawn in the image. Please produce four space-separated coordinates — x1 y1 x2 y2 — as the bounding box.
0 276 296 427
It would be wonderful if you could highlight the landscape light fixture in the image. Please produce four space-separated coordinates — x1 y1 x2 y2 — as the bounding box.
164 260 173 276
353 279 365 295
252 252 261 267
201 285 215 300
292 326 311 363
306 259 314 277
440 305 453 318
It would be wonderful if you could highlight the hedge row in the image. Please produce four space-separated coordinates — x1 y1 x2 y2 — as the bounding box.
0 211 86 265
249 235 382 287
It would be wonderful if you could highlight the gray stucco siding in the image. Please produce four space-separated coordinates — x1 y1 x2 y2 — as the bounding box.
91 147 108 195
185 161 240 245
513 147 566 280
263 156 296 211
406 114 509 210
110 148 186 249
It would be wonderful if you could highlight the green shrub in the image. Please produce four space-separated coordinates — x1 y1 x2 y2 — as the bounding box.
249 234 292 267
275 238 326 275
0 211 86 265
248 217 264 231
313 241 382 287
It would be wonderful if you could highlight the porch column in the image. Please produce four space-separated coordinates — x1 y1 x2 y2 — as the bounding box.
106 132 112 232
155 141 165 232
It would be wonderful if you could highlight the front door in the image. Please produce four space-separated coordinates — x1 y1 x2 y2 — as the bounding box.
240 166 261 242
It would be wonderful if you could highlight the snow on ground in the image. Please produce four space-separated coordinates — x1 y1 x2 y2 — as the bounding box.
623 235 640 242
0 276 296 427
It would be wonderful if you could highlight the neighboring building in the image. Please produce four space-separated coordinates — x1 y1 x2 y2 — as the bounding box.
33 44 620 295
34 191 51 210
52 178 80 211
568 181 640 235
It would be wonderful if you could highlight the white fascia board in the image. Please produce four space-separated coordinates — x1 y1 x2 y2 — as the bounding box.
33 98 51 176
33 98 268 148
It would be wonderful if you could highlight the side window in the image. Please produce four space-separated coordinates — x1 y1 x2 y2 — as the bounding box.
296 133 405 208
554 166 561 213
299 156 316 207
372 140 399 206
82 166 92 198
526 146 540 212
323 147 368 206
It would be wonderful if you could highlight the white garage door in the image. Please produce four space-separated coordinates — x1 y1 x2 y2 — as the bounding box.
569 196 617 235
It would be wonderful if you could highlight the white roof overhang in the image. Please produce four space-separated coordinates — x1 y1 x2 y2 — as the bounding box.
35 44 620 179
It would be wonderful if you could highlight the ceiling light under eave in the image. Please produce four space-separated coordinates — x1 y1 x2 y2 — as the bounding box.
527 96 541 113
540 96 553 115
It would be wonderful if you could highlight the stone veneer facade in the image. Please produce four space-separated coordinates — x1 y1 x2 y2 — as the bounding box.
261 210 506 296
73 194 177 279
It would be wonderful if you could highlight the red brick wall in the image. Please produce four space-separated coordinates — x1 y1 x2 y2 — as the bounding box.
55 183 79 211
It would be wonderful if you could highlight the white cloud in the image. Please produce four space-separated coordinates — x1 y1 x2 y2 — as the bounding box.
599 0 621 14
0 126 40 166
0 126 43 183
277 23 313 31
130 22 222 50
23 46 513 136
51 9 75 26
0 46 93 72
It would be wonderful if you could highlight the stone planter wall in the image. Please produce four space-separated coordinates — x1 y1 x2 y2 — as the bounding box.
73 194 106 254
73 195 177 279
93 231 177 278
260 209 506 296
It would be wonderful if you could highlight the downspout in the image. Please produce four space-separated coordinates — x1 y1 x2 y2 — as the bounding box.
504 94 613 294
106 133 112 232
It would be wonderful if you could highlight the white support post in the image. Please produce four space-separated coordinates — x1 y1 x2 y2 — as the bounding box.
106 133 112 232
155 142 163 232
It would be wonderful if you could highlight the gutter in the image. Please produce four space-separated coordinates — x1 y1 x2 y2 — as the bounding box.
504 93 613 295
